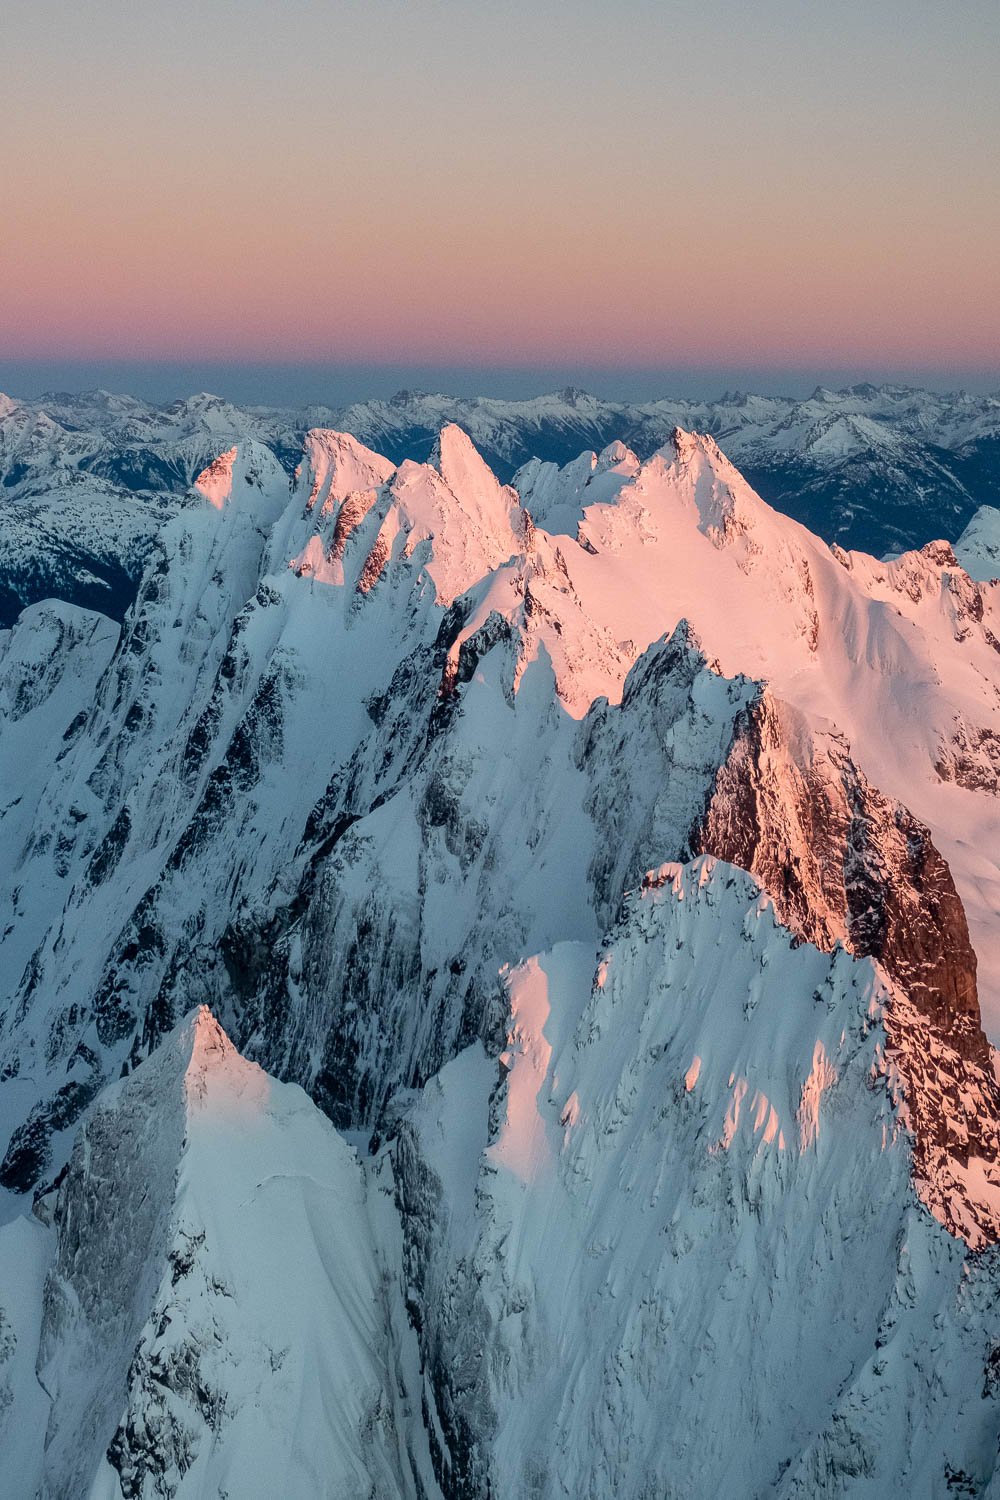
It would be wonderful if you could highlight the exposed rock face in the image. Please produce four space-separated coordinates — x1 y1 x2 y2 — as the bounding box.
935 717 1000 794
0 1073 102 1194
580 621 756 924
886 988 1000 1249
693 691 983 1054
692 689 1000 1241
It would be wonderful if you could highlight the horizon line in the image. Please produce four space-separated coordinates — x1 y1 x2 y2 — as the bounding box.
3 369 999 407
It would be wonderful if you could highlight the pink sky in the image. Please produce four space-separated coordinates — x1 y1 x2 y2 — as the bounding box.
3 0 998 380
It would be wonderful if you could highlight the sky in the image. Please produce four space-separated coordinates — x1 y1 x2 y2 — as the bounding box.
2 0 998 401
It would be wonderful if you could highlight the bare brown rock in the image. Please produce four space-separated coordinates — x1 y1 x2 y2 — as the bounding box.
692 689 1000 1244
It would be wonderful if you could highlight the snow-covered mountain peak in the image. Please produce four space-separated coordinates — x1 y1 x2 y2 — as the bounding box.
594 437 640 474
663 422 712 461
955 505 1000 582
430 421 503 492
192 445 238 508
163 392 251 434
575 423 785 575
11 1005 436 1499
167 1001 228 1064
660 423 742 470
299 427 396 513
384 432 526 605
180 1005 269 1119
525 425 771 564
189 443 291 537
281 426 530 609
653 425 764 525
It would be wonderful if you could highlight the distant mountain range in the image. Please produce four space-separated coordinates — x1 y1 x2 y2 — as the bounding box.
2 382 999 625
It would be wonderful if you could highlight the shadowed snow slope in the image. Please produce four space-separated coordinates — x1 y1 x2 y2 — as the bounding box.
386 860 1000 1498
4 423 1000 1494
956 504 1000 582
2 1008 435 1500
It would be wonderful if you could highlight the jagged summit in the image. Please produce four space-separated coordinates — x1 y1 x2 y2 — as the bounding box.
594 437 638 472
430 420 507 495
286 422 528 606
190 438 289 513
179 1005 270 1115
300 427 396 509
644 424 775 538
658 421 753 477
184 1000 228 1057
